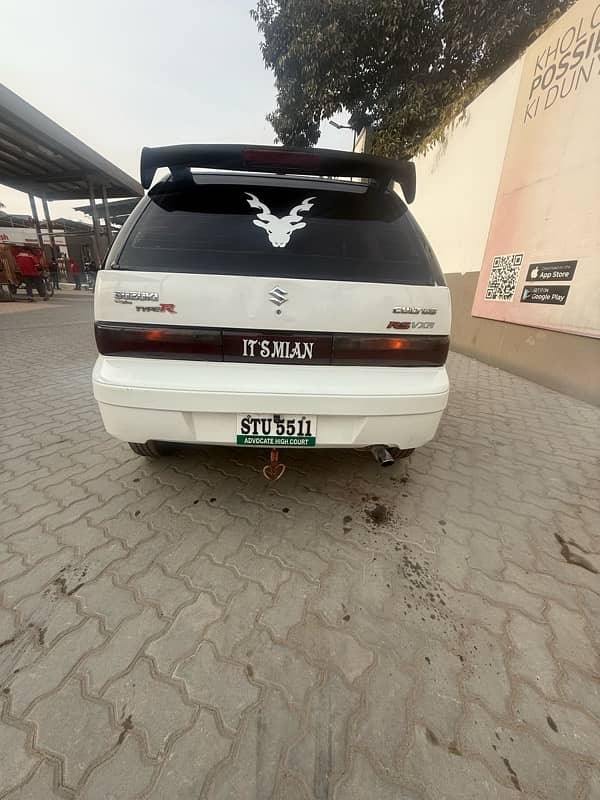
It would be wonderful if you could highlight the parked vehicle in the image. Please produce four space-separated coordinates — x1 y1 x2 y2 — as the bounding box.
93 145 450 474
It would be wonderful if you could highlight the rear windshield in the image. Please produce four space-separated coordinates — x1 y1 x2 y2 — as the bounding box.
116 180 444 285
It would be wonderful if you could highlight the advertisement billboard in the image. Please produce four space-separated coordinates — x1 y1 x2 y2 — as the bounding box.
472 0 600 338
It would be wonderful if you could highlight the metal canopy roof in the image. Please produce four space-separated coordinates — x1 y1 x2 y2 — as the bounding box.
0 83 144 200
75 197 139 222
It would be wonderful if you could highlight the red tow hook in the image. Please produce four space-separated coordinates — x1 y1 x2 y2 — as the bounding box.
263 448 286 481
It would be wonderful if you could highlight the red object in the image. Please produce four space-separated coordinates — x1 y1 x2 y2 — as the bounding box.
15 251 39 276
70 259 80 274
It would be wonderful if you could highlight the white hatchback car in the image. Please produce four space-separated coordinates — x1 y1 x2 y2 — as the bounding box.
93 145 450 470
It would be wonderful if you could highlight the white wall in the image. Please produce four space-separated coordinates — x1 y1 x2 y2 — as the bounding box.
410 59 524 275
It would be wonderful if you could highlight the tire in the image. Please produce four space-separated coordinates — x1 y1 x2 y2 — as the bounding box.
128 441 167 458
388 447 414 460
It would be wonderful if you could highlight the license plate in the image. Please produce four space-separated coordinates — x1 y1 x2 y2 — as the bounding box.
236 414 317 447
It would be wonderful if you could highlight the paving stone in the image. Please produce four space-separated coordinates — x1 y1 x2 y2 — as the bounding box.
157 530 213 573
560 666 600 719
404 724 517 799
415 638 464 743
131 564 195 618
0 719 40 794
53 519 107 555
336 750 421 800
104 658 194 758
206 582 272 658
204 519 247 563
0 548 74 606
83 476 131 502
150 504 215 542
210 688 301 800
504 561 581 611
273 771 312 800
508 612 559 698
583 768 600 800
179 501 235 534
71 539 129 587
43 496 104 533
148 592 223 676
0 554 27 584
462 625 511 715
308 559 360 626
270 538 328 582
78 733 154 800
146 709 231 800
6 528 62 564
2 760 61 800
109 533 170 583
26 676 114 790
287 672 359 795
180 555 243 603
289 616 374 684
233 628 317 707
513 682 600 762
460 701 580 800
449 586 508 635
41 480 90 506
227 545 289 594
547 603 599 672
435 535 471 587
1 502 62 537
103 515 155 549
0 607 16 642
74 573 140 632
16 592 81 648
80 607 165 694
468 570 545 620
259 573 315 640
8 619 105 716
356 649 413 771
175 642 260 732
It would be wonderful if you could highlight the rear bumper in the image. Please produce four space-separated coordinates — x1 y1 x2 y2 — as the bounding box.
93 357 449 448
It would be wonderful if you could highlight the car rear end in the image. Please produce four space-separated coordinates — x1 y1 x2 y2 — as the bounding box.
93 145 450 455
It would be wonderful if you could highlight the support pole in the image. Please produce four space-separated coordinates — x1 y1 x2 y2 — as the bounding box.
87 180 103 264
28 194 44 251
101 185 113 246
41 197 57 258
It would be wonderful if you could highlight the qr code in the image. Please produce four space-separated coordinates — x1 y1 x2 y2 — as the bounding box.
485 253 524 301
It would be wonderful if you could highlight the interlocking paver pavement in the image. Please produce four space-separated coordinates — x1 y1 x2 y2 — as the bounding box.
1 294 599 799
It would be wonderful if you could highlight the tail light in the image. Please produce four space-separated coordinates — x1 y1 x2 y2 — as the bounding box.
95 323 448 367
95 322 222 360
243 148 320 172
332 334 448 366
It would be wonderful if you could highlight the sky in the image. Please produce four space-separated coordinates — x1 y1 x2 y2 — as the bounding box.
0 0 351 222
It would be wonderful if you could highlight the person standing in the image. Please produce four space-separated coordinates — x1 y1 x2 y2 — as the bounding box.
70 258 81 290
49 255 60 290
15 249 48 301
88 259 98 290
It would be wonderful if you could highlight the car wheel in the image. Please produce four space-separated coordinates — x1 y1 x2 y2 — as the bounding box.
388 447 414 460
128 441 168 458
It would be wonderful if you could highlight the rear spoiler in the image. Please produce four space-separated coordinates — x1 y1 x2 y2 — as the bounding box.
140 144 416 203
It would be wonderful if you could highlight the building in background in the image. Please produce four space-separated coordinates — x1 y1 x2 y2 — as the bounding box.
0 209 96 268
407 0 599 405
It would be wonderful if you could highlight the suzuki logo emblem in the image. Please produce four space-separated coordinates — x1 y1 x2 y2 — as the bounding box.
269 286 288 306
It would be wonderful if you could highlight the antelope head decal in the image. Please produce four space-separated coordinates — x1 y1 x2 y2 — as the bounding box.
245 192 316 248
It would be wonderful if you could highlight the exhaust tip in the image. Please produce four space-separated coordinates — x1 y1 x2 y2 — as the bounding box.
371 445 395 468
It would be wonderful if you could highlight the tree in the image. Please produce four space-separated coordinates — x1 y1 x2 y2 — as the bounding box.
252 0 573 157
